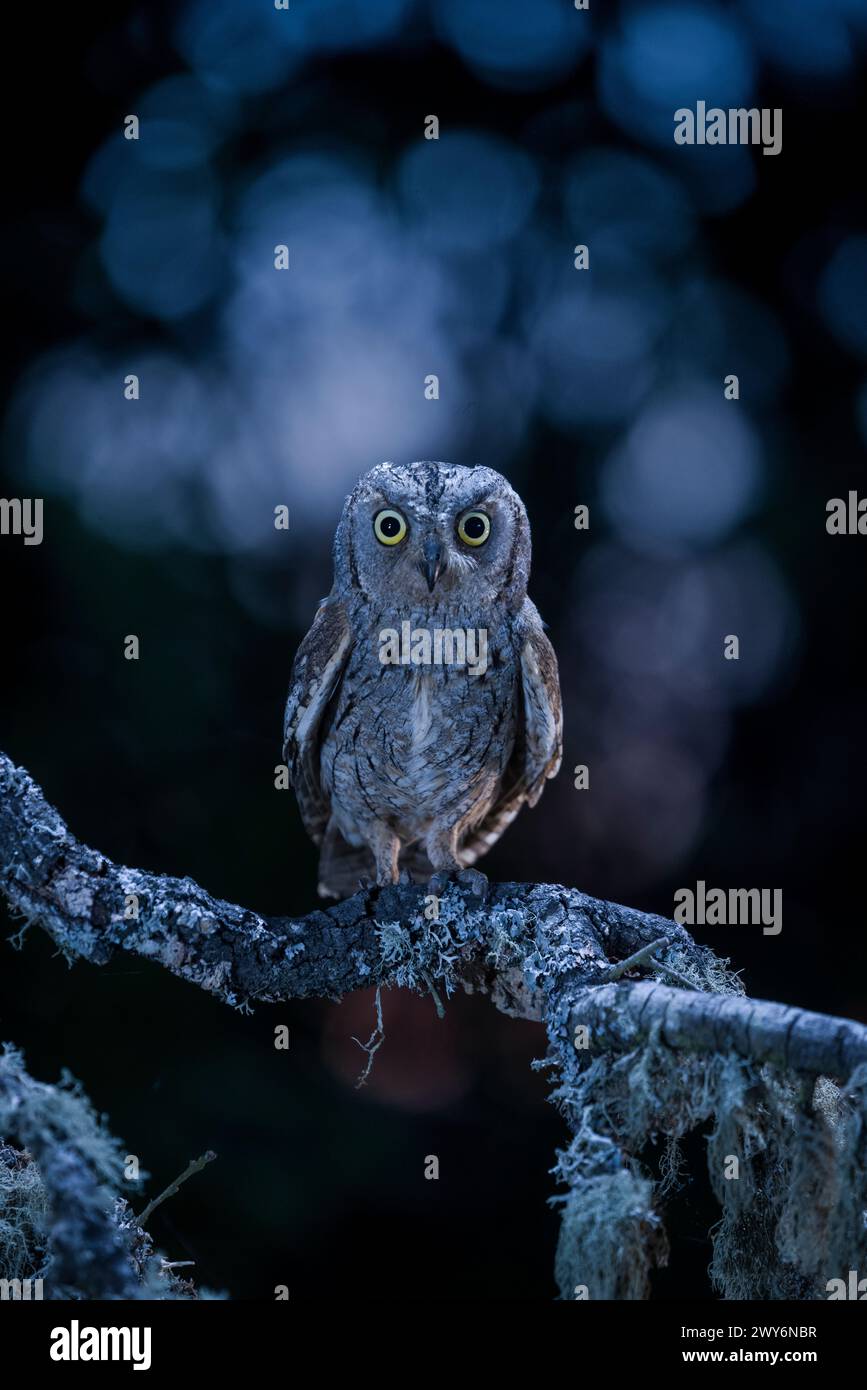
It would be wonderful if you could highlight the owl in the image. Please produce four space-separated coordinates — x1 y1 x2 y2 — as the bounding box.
283 461 562 900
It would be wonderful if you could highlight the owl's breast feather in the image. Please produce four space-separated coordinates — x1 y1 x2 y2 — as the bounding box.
321 637 520 837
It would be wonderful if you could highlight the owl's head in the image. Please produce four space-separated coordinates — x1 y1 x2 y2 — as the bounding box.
334 461 531 612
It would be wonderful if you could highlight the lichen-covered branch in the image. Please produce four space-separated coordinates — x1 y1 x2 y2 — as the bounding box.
3 751 864 1071
3 747 867 1301
0 1045 213 1299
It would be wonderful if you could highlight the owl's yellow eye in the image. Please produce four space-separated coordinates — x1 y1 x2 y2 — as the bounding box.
457 511 491 547
373 508 408 546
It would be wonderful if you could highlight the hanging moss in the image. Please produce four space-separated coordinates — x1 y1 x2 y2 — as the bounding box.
548 1017 867 1300
551 1112 667 1300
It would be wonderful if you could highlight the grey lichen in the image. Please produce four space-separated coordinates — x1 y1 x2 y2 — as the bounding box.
0 1045 219 1300
551 1113 667 1301
0 1141 48 1284
547 1018 867 1300
374 889 524 1000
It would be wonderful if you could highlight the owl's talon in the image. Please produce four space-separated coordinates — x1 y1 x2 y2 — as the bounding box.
458 867 489 900
427 868 488 901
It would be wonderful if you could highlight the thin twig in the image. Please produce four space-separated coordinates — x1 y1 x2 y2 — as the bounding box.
420 969 446 1019
352 983 385 1088
137 1150 217 1228
601 937 671 982
600 936 696 991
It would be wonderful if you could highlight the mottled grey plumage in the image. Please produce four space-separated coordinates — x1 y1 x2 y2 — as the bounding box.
283 461 562 899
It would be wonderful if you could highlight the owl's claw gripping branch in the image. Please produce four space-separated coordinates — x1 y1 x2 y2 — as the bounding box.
4 746 867 1298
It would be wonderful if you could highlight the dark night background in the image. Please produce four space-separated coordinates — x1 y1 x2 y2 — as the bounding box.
1 0 866 1301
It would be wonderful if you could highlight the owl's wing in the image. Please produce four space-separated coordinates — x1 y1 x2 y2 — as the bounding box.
282 595 353 846
460 600 562 866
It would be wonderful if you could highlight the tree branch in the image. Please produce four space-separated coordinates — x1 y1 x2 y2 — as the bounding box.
3 747 867 1300
2 750 865 1073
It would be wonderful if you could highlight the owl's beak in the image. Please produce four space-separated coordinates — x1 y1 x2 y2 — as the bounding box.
420 536 444 592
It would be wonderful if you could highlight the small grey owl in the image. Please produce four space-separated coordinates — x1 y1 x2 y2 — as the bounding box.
283 461 562 899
